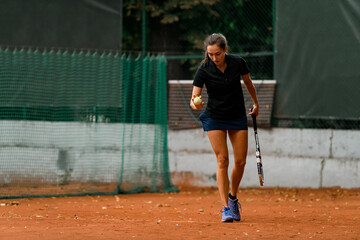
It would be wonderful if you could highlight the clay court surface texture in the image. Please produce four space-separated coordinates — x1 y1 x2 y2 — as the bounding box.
1 186 359 240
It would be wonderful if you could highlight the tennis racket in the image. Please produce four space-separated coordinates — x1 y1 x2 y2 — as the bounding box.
251 109 264 186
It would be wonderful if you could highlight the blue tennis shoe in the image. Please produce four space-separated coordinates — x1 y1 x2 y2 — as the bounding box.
228 197 241 221
221 206 234 222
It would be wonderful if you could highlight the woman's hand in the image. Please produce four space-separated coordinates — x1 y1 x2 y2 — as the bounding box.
190 95 204 110
249 104 259 117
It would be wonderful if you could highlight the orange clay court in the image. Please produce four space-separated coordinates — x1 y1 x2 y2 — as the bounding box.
0 186 359 240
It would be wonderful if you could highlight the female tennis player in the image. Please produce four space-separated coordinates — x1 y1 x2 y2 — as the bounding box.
190 33 259 223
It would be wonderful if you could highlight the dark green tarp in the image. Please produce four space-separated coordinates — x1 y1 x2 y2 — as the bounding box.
0 0 121 49
274 0 360 120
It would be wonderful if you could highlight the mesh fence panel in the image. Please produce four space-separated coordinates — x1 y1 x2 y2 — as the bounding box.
122 0 274 80
0 48 176 198
204 0 274 80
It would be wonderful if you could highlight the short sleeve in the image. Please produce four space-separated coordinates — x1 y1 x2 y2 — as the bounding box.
193 67 205 88
239 58 250 76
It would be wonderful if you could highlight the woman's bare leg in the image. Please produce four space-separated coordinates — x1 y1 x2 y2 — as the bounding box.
228 130 248 198
207 130 229 206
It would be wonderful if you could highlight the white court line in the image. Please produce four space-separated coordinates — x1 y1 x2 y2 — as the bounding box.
169 80 276 84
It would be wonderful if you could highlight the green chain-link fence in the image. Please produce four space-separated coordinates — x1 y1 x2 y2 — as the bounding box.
123 0 274 80
0 48 177 199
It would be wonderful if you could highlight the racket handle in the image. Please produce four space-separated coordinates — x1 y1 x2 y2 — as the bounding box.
250 107 257 130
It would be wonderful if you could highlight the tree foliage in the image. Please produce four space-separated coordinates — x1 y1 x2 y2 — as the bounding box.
123 0 273 54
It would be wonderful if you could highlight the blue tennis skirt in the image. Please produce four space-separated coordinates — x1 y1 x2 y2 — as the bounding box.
199 111 248 131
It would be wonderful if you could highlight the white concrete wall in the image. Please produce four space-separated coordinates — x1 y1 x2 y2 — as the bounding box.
0 121 163 185
1 120 358 189
168 128 360 188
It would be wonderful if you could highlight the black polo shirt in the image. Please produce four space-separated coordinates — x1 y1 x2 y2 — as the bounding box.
193 54 249 120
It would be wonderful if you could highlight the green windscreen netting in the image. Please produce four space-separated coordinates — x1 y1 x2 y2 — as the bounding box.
274 0 360 120
0 48 177 199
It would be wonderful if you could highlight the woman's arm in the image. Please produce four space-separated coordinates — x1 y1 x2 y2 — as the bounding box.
242 73 259 116
190 86 204 110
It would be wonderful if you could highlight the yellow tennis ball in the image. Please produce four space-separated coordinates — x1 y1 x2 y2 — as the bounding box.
194 96 202 105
